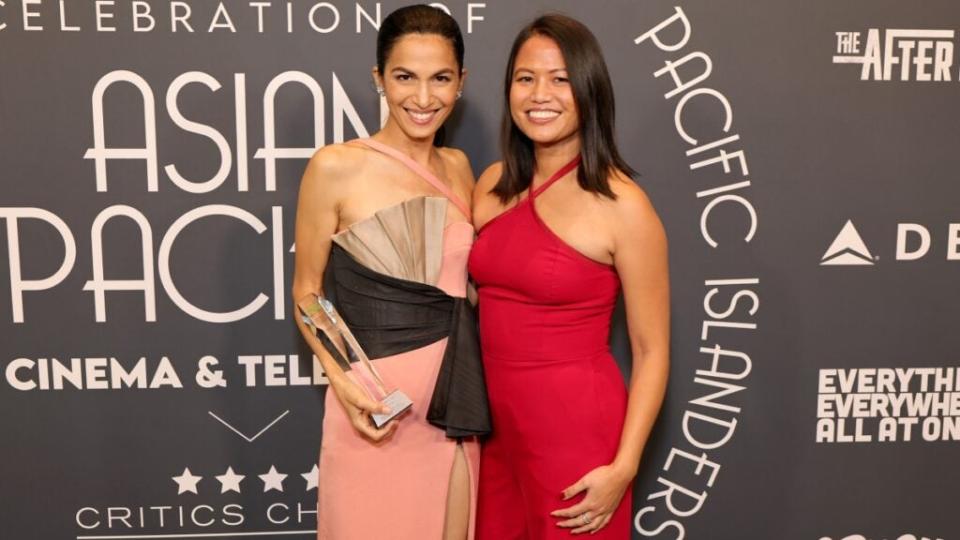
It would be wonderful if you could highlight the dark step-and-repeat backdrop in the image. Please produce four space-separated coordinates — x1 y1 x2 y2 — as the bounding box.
1 1 957 539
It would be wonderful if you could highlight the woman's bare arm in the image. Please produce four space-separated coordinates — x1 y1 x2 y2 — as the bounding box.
292 145 397 442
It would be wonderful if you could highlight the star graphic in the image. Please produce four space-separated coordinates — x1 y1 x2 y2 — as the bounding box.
172 467 202 495
259 465 287 492
301 464 319 491
215 467 245 494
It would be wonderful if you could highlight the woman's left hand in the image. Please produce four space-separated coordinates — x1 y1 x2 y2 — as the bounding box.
550 463 633 534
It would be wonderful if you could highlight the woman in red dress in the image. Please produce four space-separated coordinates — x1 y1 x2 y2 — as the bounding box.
469 14 670 538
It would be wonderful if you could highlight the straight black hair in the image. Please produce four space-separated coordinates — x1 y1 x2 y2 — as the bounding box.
376 5 465 147
493 14 636 202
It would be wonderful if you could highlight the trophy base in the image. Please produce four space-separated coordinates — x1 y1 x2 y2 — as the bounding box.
371 390 414 428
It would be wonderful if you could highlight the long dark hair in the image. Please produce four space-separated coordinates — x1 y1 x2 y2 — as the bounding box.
376 5 465 147
493 14 635 202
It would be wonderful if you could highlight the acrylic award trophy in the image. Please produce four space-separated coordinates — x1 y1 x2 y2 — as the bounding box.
298 294 413 427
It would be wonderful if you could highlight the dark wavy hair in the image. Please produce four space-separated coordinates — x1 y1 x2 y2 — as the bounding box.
492 14 635 202
376 5 465 146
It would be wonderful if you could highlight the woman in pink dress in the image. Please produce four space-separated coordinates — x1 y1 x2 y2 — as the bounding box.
292 6 488 539
470 14 671 538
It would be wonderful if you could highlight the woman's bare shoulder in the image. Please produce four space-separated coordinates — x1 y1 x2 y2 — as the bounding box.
437 146 476 192
475 161 503 194
604 171 665 246
608 171 655 214
301 142 369 190
437 145 470 167
308 142 369 176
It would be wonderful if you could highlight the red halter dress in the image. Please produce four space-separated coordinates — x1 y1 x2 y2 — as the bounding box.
468 157 630 538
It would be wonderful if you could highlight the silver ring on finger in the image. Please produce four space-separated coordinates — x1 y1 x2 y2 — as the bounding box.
580 513 591 525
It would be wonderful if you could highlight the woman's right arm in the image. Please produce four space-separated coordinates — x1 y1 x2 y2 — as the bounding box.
291 146 398 443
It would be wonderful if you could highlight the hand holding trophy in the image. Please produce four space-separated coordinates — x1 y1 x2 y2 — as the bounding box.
298 294 414 429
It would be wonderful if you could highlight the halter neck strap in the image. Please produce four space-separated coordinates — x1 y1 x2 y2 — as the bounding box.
356 138 471 220
530 155 582 199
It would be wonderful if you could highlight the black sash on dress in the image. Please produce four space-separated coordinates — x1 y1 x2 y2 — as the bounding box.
329 243 491 438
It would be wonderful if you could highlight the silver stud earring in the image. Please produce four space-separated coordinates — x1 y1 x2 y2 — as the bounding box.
456 90 463 100
376 86 385 98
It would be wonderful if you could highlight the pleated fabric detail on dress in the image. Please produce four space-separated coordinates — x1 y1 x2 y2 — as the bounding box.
332 196 447 286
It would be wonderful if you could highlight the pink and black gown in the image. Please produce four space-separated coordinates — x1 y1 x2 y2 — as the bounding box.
315 138 489 539
468 157 631 538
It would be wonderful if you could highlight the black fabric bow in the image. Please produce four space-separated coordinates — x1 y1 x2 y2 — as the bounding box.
329 244 491 438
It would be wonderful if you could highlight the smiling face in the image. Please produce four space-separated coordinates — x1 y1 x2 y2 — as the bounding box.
509 34 580 150
374 33 463 143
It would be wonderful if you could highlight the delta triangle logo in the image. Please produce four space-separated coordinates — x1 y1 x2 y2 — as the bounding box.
820 220 875 266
